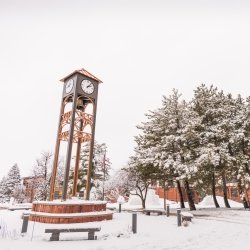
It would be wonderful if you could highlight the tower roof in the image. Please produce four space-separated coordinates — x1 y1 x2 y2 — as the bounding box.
60 68 103 83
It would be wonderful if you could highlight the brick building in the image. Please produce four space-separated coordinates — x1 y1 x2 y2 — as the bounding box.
155 184 250 204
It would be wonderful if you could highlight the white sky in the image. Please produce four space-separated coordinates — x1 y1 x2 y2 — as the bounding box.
1 0 250 178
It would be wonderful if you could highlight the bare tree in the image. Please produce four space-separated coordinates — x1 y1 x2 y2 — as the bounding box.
32 151 53 201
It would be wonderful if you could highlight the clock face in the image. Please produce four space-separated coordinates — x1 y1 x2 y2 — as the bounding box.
81 79 94 94
65 79 74 93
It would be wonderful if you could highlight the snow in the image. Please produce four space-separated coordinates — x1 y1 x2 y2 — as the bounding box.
127 189 160 207
0 202 32 210
180 211 193 217
29 210 113 218
1 197 250 250
198 195 243 208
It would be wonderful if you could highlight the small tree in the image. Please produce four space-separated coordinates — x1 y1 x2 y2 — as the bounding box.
124 156 157 209
12 184 26 203
104 169 131 202
32 151 53 201
5 164 21 202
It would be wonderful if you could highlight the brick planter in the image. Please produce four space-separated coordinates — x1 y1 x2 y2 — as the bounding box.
29 200 113 224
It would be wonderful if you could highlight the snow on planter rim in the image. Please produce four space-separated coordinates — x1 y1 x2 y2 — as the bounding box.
32 200 107 205
29 210 113 218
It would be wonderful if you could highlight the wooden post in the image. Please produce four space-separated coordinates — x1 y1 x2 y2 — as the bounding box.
177 209 181 227
132 213 137 233
62 92 78 201
49 99 64 201
72 119 83 196
21 213 29 234
85 101 98 200
166 204 170 217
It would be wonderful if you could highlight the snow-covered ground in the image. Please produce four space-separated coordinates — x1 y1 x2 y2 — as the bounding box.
0 196 250 250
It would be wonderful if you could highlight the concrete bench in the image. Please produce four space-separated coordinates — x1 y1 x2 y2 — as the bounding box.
180 212 193 222
45 227 101 241
8 207 30 211
143 209 164 216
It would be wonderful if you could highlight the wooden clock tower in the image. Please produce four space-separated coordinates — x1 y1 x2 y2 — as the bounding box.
49 68 102 201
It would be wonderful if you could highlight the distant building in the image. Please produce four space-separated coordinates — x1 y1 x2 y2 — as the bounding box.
155 183 250 204
155 186 201 204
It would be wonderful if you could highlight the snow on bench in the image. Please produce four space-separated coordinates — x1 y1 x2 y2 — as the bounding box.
8 204 32 211
45 227 101 241
143 209 165 216
180 212 194 222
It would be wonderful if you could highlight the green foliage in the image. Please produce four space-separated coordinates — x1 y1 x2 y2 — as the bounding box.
69 141 111 199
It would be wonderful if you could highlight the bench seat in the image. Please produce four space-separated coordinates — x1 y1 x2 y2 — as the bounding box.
45 227 101 241
143 209 165 216
180 212 193 222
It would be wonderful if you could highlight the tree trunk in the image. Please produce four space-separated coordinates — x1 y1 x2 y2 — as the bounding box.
222 173 230 208
242 196 249 209
142 198 146 209
237 179 249 209
176 180 185 208
138 185 149 209
212 172 220 208
246 192 250 208
184 180 196 211
163 180 167 211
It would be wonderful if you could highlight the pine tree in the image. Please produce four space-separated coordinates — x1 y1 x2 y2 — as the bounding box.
131 89 201 210
69 141 111 200
5 164 21 202
192 84 230 207
0 176 8 203
226 95 250 208
191 85 250 208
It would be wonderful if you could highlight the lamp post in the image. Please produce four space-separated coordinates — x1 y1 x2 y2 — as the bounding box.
102 149 106 201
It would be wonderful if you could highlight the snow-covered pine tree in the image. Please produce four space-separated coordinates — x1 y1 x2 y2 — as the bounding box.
5 163 21 202
149 89 189 209
192 84 225 207
0 176 8 203
69 141 111 200
192 84 240 208
133 89 201 210
226 94 250 208
132 108 163 208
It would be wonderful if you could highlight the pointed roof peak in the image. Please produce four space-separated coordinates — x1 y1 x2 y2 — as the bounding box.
60 68 103 83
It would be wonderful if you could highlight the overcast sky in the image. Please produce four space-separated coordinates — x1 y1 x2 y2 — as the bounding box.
1 0 250 178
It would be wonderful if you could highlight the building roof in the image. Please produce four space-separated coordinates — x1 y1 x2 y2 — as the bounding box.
60 68 103 83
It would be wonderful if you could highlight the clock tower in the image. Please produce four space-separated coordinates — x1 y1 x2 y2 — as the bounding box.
49 68 102 201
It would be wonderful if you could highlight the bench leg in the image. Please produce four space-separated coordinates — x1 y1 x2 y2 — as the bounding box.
182 217 192 222
88 232 95 240
145 212 150 216
50 232 60 241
